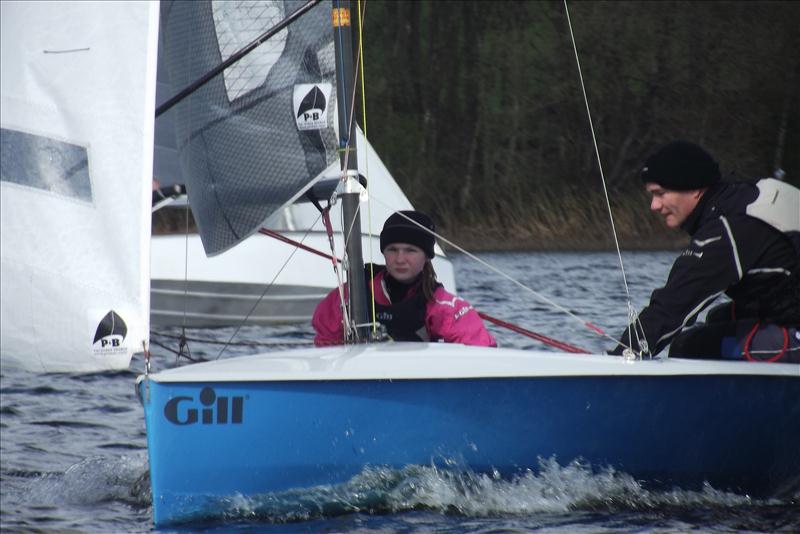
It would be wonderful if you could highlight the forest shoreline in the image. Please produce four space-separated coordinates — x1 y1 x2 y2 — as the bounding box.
153 195 690 253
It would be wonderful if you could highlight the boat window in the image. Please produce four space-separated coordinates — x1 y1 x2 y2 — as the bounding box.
0 127 92 202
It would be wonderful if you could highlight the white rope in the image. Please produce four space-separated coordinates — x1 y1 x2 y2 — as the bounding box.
563 0 648 356
368 196 626 348
323 198 353 342
355 0 380 336
335 192 363 340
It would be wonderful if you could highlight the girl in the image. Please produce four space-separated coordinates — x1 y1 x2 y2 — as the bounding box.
313 210 496 347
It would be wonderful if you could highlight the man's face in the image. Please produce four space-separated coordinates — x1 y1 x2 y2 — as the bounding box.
645 183 704 229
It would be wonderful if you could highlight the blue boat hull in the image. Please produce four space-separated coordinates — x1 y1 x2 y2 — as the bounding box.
140 372 800 525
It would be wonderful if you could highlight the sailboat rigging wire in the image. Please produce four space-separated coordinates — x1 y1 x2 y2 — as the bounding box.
336 1 367 244
338 194 364 338
321 205 353 341
355 0 379 335
333 0 356 340
180 201 191 336
155 0 321 118
563 0 644 354
213 212 327 360
334 0 379 338
152 333 311 351
142 341 152 375
150 338 204 362
370 196 623 347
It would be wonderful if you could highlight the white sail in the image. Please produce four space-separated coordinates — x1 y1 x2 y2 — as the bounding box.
0 1 160 372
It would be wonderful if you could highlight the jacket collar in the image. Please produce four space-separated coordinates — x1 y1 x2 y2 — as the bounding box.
376 269 421 304
680 183 722 236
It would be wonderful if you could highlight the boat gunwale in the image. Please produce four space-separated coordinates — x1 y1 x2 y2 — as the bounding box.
138 342 800 383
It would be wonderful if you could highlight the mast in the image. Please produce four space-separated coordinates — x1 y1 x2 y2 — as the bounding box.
332 0 369 341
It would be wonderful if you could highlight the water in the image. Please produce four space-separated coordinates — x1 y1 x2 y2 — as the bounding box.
2 251 798 533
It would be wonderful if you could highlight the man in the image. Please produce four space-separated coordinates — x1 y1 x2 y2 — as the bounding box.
610 140 800 362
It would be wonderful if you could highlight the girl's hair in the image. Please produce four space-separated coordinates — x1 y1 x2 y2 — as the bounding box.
420 260 439 301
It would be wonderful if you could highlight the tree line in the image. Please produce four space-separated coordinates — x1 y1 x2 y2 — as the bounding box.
355 0 799 250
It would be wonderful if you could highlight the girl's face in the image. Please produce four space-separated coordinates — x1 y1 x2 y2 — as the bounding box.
383 243 427 283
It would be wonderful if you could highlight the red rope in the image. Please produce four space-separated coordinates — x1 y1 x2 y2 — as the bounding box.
743 321 788 363
584 322 607 337
258 227 341 263
259 228 590 353
479 313 588 353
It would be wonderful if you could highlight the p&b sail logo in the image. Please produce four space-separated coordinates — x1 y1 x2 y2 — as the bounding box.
92 310 128 357
294 83 331 131
164 386 244 425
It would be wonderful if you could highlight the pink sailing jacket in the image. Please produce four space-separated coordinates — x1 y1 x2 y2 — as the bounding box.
312 269 497 347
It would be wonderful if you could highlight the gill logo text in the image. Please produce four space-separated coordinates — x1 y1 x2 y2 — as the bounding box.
164 386 244 425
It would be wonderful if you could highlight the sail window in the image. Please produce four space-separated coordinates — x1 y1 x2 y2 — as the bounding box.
0 127 92 202
212 0 288 102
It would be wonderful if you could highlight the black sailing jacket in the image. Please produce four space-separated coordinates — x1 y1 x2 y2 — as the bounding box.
614 179 800 355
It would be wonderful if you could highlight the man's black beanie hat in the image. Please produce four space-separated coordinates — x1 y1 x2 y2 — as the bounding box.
380 210 436 259
641 140 721 190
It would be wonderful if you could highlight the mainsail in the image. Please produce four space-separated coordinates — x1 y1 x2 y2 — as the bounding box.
0 1 159 372
159 0 339 256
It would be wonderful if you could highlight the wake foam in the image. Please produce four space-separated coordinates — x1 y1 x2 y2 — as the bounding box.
22 454 781 526
23 454 150 507
172 457 762 525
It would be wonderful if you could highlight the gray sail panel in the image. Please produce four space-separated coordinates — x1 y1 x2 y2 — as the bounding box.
159 0 337 255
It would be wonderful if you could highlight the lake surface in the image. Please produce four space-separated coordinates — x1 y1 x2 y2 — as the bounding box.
2 251 798 533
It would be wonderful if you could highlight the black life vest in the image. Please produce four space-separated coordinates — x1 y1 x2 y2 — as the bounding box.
364 264 438 342
744 179 800 324
703 179 800 325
